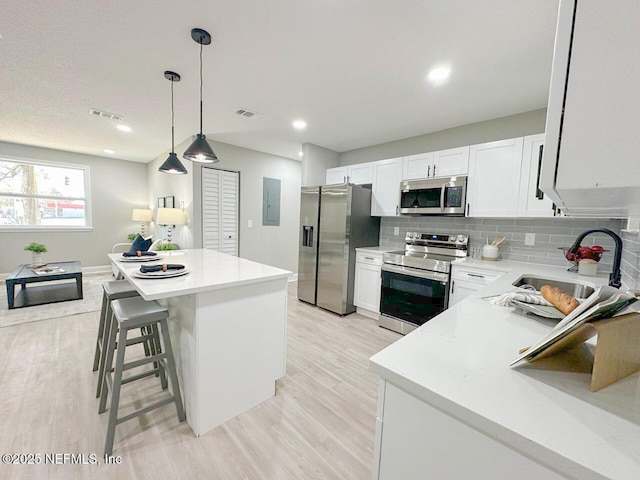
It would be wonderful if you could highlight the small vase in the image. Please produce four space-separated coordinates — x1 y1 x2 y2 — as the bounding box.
31 253 43 265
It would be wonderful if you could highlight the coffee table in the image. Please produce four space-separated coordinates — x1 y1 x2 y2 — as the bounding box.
5 261 83 309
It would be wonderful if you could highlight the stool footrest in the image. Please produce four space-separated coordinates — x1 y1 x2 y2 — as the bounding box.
123 353 165 371
121 369 160 385
125 334 156 347
115 396 176 425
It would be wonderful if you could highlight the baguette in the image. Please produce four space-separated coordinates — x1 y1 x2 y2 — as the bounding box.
540 285 579 316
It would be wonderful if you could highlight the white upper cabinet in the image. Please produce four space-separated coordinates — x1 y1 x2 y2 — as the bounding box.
433 146 469 178
402 147 469 180
467 138 524 217
402 152 434 180
541 0 640 217
347 162 374 185
517 134 554 217
372 158 403 216
325 166 348 185
326 164 373 185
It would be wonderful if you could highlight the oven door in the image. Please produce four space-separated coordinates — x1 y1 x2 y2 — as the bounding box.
379 264 449 328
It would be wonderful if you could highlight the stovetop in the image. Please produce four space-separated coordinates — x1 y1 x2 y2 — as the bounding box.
382 232 469 274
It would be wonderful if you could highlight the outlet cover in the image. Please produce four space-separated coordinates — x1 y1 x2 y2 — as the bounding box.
525 233 535 246
248 220 253 228
394 227 399 236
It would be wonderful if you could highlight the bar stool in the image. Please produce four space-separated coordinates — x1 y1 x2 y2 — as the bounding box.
93 280 141 398
98 296 186 456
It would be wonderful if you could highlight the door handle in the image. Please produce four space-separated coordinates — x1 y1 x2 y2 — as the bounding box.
468 273 485 278
427 165 431 177
451 280 455 294
433 164 436 177
535 144 544 199
466 203 470 216
396 205 399 215
343 176 346 183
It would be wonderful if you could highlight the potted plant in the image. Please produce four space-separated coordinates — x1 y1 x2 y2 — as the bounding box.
156 242 177 251
24 242 47 265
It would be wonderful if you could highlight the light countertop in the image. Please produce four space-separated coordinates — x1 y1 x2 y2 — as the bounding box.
108 249 292 301
370 261 640 480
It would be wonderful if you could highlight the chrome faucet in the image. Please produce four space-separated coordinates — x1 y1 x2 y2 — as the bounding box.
567 229 622 288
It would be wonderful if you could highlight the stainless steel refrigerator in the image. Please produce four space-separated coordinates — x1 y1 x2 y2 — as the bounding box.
298 184 380 315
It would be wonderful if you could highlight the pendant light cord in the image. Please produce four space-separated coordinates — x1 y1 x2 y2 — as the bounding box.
171 78 175 152
199 42 204 134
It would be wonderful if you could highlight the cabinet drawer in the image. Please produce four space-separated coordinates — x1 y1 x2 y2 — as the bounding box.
356 252 383 266
451 267 506 285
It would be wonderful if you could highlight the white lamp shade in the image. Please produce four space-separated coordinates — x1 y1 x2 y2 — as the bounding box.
157 207 186 226
132 209 153 222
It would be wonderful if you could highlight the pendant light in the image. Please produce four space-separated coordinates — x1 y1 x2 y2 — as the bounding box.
159 71 188 174
183 28 218 163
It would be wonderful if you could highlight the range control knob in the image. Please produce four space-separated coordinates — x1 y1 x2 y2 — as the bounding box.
448 236 456 242
407 233 414 239
457 236 466 243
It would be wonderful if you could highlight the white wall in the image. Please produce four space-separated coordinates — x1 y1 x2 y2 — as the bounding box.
339 109 547 165
301 143 339 186
0 141 148 274
149 138 302 273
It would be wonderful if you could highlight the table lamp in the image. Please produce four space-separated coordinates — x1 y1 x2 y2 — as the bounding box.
156 207 186 244
132 209 153 236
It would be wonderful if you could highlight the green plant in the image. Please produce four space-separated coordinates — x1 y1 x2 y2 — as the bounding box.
24 242 47 254
127 233 138 241
156 243 177 251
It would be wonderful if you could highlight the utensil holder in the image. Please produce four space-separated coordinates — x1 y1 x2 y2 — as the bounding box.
482 245 499 261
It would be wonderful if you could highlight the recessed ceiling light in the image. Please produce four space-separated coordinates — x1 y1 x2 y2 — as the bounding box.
427 66 451 86
104 149 115 154
292 120 307 130
116 124 132 133
298 151 304 157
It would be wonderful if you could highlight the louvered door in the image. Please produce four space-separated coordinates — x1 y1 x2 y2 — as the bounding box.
202 167 239 256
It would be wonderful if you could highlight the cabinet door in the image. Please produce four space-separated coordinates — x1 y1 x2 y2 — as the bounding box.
402 152 433 180
372 158 403 216
326 166 348 185
467 138 524 217
354 262 382 313
347 162 374 185
433 146 470 178
517 134 554 217
449 279 480 306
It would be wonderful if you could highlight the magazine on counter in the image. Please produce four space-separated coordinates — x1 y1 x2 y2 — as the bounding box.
32 265 66 275
510 286 639 367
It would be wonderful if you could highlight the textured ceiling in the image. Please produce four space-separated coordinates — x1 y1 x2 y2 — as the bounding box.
0 0 558 163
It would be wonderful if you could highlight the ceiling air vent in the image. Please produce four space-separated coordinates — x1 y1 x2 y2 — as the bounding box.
88 108 123 121
235 108 261 119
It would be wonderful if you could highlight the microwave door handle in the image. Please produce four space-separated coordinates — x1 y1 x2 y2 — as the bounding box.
440 185 446 213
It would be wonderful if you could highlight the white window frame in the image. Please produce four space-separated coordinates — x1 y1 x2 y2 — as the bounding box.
0 154 93 232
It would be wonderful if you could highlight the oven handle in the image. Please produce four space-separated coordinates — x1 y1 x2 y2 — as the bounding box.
381 264 449 282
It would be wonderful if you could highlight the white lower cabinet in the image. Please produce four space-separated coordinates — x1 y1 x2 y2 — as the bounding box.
449 264 507 306
354 251 383 318
374 380 566 480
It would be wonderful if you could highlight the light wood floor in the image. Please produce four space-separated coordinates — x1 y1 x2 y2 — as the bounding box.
0 282 399 479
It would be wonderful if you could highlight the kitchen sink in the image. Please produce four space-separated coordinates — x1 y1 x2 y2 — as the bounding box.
512 275 595 299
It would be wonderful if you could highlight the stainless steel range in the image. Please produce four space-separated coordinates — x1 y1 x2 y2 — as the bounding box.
379 232 468 334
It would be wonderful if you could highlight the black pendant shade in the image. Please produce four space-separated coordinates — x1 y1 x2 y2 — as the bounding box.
159 152 188 175
159 70 188 175
184 28 219 164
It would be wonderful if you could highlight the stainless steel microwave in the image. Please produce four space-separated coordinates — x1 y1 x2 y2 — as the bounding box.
399 176 467 216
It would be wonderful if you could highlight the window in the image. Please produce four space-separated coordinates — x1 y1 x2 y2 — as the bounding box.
0 157 91 229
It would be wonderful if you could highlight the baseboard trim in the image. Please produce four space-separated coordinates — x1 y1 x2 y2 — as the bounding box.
356 307 379 320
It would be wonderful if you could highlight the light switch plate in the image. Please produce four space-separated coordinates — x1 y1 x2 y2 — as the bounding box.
525 233 535 246
248 220 253 228
394 227 399 236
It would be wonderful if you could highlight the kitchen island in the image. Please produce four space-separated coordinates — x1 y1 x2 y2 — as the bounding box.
370 260 640 480
108 249 291 437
